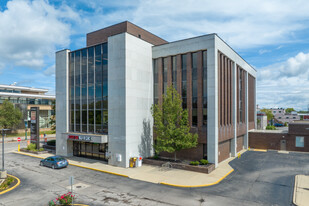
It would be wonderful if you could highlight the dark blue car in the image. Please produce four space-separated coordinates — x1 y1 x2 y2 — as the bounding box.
40 156 68 169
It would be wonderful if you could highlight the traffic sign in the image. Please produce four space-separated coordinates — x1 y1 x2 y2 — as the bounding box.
17 137 21 142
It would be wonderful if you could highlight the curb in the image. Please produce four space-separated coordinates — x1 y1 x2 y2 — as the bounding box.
293 175 298 206
159 169 234 188
0 174 21 195
13 151 129 178
13 151 235 188
250 149 267 152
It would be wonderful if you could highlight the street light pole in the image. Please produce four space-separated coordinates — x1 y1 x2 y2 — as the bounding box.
2 128 10 172
2 129 4 171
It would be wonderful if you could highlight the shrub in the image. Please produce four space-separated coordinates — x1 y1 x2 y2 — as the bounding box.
153 154 159 160
284 122 288 127
199 159 208 165
47 140 56 146
39 148 44 151
0 177 14 190
49 192 75 206
190 161 199 166
26 143 36 150
266 125 276 130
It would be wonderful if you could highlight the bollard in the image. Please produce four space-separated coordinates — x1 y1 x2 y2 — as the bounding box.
27 140 30 145
44 137 47 143
18 144 20 152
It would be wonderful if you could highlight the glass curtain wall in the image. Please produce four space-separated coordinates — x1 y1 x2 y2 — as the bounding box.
69 43 108 134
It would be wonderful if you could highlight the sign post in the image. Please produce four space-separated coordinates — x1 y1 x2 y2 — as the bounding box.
17 137 21 152
69 176 74 206
30 107 40 149
24 120 28 140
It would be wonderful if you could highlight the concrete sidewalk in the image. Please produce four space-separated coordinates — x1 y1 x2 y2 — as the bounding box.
293 175 309 206
13 150 247 187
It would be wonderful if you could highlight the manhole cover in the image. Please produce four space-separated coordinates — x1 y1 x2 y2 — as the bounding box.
66 182 90 190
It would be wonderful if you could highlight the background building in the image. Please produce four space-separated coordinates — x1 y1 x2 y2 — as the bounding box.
56 21 256 168
270 108 300 124
0 84 55 131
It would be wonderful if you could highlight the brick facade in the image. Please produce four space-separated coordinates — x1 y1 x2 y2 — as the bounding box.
249 123 309 152
87 21 168 47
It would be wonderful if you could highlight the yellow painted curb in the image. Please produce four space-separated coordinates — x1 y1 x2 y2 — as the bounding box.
13 151 129 178
159 169 234 188
252 149 267 152
69 163 129 178
0 174 21 195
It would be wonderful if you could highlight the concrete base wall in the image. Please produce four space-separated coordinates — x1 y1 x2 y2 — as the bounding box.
55 49 70 156
108 33 153 168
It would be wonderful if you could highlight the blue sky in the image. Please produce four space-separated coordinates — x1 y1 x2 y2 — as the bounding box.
1 0 309 110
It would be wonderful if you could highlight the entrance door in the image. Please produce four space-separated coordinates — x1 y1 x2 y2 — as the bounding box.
73 141 80 156
280 140 286 150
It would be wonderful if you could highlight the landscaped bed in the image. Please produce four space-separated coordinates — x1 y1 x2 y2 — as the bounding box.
0 175 18 193
143 157 215 174
20 143 50 154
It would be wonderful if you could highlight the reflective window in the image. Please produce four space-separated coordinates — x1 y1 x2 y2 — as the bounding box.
69 43 108 134
202 51 207 125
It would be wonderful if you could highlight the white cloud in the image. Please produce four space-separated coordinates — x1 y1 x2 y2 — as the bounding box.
78 0 309 50
44 64 55 76
257 52 309 110
0 0 79 68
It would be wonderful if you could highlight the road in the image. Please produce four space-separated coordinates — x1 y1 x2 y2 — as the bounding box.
1 142 308 205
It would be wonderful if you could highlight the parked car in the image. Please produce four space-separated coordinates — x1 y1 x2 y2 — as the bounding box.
274 123 284 127
40 156 68 169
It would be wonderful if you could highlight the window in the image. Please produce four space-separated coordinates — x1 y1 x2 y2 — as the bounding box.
279 117 281 119
273 111 276 113
279 111 281 113
293 117 296 119
163 58 168 94
296 136 304 147
202 51 207 125
286 117 289 119
192 52 197 126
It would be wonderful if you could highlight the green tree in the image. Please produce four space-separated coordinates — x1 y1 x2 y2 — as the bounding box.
49 100 56 133
260 109 274 121
0 100 22 129
151 86 198 161
285 108 295 114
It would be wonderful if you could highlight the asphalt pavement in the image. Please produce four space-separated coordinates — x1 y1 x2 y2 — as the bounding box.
1 142 309 205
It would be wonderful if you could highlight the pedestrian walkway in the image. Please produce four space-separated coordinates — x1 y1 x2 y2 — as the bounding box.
13 149 247 187
293 175 309 206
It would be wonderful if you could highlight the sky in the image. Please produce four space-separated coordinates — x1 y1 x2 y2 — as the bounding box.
1 0 309 110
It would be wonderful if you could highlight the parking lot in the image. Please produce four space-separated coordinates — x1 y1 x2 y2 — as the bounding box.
1 141 309 205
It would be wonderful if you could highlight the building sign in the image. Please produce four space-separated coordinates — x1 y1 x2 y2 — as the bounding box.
30 107 40 149
68 135 92 142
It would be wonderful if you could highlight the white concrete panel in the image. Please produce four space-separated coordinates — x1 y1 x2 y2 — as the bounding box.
108 33 153 168
244 72 249 149
55 49 70 156
125 33 154 167
108 33 127 167
231 62 237 157
207 46 219 167
214 35 256 77
153 34 216 58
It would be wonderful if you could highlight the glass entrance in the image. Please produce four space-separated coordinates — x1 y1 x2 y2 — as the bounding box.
73 141 108 161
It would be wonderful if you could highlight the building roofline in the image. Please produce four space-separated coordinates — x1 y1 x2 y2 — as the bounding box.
153 33 256 72
87 21 168 43
0 92 55 99
0 84 49 93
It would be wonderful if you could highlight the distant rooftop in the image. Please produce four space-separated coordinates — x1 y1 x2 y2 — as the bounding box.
0 84 48 93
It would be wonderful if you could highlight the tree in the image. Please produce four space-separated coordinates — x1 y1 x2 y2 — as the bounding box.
151 86 198 161
260 109 274 121
285 108 295 114
49 100 56 133
0 100 22 129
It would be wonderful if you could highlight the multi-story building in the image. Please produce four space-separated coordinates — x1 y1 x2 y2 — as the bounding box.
56 21 256 168
270 108 300 124
0 84 55 130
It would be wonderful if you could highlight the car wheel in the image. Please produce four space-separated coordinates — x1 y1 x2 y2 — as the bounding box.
40 162 43 166
52 164 55 169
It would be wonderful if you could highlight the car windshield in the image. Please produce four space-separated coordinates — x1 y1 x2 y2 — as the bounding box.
55 157 65 161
